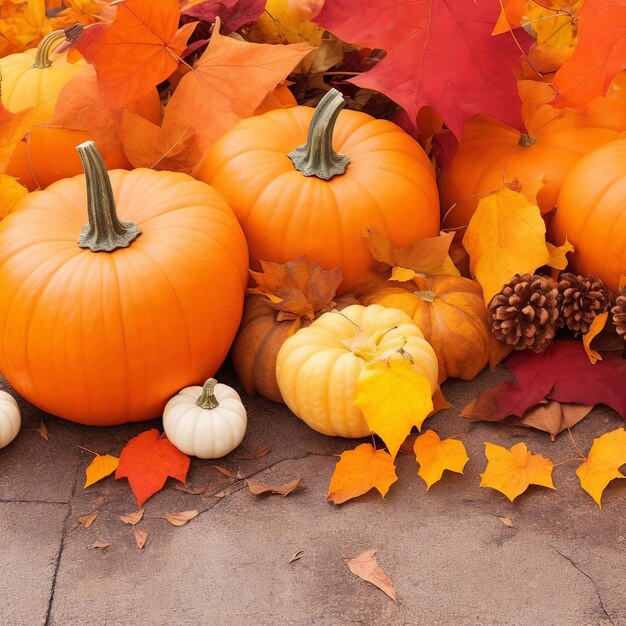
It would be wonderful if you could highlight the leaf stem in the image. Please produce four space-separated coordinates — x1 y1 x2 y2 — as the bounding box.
77 444 100 456
566 427 587 461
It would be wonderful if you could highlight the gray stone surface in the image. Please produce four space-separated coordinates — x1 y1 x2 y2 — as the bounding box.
1 364 625 625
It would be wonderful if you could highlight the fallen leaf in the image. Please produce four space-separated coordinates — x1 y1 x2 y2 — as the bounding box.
173 483 211 495
413 431 469 490
133 528 148 549
480 442 556 502
462 187 550 304
546 239 575 271
355 356 434 459
582 311 609 364
119 509 145 525
0 175 28 220
84 453 119 488
327 443 397 505
213 491 226 498
246 478 301 496
213 466 244 479
163 510 200 526
233 446 271 460
78 511 99 528
576 428 626 507
0 98 40 173
499 516 514 528
36 421 48 441
115 429 190 508
181 0 266 33
92 541 110 549
344 549 397 602
507 400 594 439
288 550 304 563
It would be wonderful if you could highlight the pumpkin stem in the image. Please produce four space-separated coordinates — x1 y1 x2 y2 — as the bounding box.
76 141 141 252
288 88 350 180
196 378 220 410
31 30 69 69
414 290 436 303
518 133 537 147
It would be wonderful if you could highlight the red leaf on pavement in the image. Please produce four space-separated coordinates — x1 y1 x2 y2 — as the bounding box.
115 429 190 507
461 341 626 422
314 0 531 137
180 0 266 34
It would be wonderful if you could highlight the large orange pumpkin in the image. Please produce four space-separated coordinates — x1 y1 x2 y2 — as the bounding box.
0 142 249 425
438 108 620 238
550 138 626 294
196 88 440 294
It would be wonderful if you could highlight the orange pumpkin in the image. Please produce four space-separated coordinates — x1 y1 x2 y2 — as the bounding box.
361 275 491 383
438 108 620 238
0 142 249 426
196 88 440 294
550 138 626 294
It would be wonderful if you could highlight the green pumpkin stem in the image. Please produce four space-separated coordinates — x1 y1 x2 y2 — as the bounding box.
196 379 220 410
288 88 350 180
32 30 69 69
76 141 141 252
518 133 537 147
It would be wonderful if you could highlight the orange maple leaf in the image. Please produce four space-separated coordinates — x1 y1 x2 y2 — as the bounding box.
413 430 469 490
115 429 190 507
0 100 39 173
327 443 397 505
74 0 196 108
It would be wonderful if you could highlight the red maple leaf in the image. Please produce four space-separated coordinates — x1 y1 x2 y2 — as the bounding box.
314 0 531 137
115 429 190 507
180 0 266 34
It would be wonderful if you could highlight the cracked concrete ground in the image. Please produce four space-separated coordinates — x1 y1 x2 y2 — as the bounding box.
1 362 625 625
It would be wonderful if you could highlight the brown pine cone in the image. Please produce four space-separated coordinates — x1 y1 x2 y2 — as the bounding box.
611 287 626 339
488 273 560 352
557 273 610 336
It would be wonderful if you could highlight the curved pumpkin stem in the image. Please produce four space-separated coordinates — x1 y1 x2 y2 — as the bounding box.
31 30 69 69
76 141 141 252
288 88 350 180
196 378 220 410
518 133 537 147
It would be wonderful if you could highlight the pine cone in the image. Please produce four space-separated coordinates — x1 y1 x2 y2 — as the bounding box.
557 273 610 336
488 273 560 352
611 286 626 339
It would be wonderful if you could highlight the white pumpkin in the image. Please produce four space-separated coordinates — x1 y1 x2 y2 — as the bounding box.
163 378 247 459
0 390 21 449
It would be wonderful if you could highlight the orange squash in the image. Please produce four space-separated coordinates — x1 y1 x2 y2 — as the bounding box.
361 275 491 383
196 88 440 294
550 138 626 294
0 142 249 425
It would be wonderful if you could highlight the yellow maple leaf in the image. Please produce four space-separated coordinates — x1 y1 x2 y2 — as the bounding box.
355 356 434 460
413 430 469 490
248 0 324 46
480 442 556 501
327 443 398 504
0 175 28 220
84 453 120 488
463 187 550 304
546 238 575 271
576 428 626 507
582 311 609 365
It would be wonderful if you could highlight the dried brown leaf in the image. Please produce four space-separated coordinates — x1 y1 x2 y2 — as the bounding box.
288 550 304 563
498 516 514 528
213 466 244 479
507 400 593 440
36 421 48 440
134 529 149 549
78 511 99 528
173 483 211 495
246 478 301 496
119 509 145 525
233 446 272 460
344 549 397 602
92 541 110 549
163 510 199 526
213 491 226 498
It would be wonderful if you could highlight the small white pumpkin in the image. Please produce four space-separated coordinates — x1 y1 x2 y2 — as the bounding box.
163 378 247 459
0 390 21 449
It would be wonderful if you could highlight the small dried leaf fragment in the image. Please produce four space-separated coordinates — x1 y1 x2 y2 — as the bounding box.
36 421 48 441
233 446 271 460
576 428 626 507
413 431 469 489
480 442 556 501
163 510 200 526
134 529 148 550
213 466 244 479
173 483 211 495
345 549 397 602
119 509 145 526
288 550 304 563
246 478 301 496
92 541 110 550
582 311 609 364
78 511 99 528
84 454 119 488
499 516 514 528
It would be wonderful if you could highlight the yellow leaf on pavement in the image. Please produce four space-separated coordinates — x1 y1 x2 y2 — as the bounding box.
576 428 626 507
480 441 556 501
413 430 469 489
582 311 608 365
355 357 434 459
327 443 397 505
546 238 575 271
0 175 28 220
84 454 119 488
463 187 550 304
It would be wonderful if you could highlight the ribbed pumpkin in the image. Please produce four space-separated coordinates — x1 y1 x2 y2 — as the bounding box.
0 142 248 425
275 304 439 438
360 275 491 384
550 138 626 294
196 88 440 294
439 108 620 237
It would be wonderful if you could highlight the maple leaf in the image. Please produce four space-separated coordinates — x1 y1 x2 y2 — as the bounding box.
345 549 397 602
480 441 556 501
576 428 626 507
314 0 530 137
0 175 28 220
413 430 469 490
84 453 120 488
507 400 593 440
354 356 434 460
115 429 190 507
546 239 575 271
180 0 266 34
462 187 550 304
460 341 626 423
0 100 39 174
74 0 197 108
582 311 609 365
327 443 398 505
164 19 313 154
552 0 626 109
